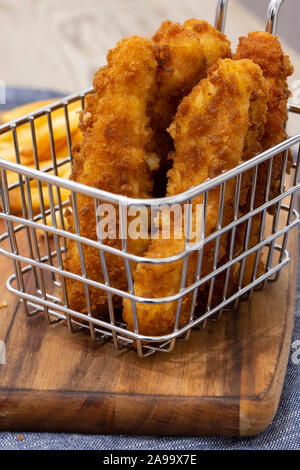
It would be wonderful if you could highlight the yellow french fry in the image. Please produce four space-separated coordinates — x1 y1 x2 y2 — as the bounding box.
0 98 58 149
0 98 83 215
0 99 58 123
0 100 82 166
2 129 78 210
0 125 82 166
4 156 71 211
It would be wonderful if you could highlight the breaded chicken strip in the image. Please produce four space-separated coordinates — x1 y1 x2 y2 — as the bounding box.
123 59 267 336
229 216 265 293
234 31 293 210
229 32 294 290
63 37 158 315
152 21 206 131
152 19 231 129
184 19 232 69
152 19 231 195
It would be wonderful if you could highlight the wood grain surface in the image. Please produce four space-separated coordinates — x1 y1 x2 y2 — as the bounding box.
0 212 297 435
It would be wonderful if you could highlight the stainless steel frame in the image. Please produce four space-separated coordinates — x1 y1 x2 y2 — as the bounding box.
0 0 299 357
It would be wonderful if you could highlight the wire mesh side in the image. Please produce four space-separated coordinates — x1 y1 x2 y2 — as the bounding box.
0 130 298 357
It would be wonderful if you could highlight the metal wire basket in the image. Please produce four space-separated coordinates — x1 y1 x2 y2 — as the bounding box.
0 0 299 357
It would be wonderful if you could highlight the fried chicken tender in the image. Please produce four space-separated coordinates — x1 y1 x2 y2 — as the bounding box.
151 19 231 196
229 32 294 290
184 19 232 69
230 215 265 290
63 37 158 315
234 31 293 210
152 19 231 129
152 21 205 131
123 59 267 336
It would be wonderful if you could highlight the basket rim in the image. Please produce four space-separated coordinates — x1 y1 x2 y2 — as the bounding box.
0 138 299 208
0 90 299 206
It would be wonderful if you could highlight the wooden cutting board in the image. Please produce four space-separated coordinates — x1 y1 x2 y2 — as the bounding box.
0 217 297 436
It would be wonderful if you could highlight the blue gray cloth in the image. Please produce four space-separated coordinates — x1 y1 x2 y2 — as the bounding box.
0 89 299 450
0 87 65 111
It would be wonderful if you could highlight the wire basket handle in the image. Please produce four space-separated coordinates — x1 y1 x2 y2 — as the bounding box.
215 0 286 36
214 0 229 32
266 0 285 34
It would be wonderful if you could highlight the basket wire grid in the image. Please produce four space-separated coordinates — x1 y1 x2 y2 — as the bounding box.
0 0 299 357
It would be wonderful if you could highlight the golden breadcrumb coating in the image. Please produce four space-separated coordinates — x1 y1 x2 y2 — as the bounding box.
151 19 231 196
229 215 265 290
152 19 231 130
184 18 231 69
63 37 158 314
234 31 293 211
152 21 206 130
229 31 294 291
123 59 267 336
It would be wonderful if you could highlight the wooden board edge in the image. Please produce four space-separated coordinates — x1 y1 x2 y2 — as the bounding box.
239 299 295 436
0 390 241 435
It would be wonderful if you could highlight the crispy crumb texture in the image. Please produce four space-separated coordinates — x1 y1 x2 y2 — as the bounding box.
63 37 158 314
123 59 268 336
